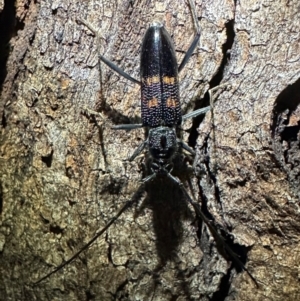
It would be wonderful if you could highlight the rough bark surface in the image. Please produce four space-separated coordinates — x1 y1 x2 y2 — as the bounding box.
0 0 299 300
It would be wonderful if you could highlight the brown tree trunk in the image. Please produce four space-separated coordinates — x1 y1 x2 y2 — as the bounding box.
0 0 299 300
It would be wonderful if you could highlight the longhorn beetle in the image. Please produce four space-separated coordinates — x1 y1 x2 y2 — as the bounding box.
35 0 257 286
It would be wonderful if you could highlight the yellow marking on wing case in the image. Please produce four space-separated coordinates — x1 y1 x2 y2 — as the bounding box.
143 76 160 85
163 76 176 85
166 97 177 108
148 97 158 108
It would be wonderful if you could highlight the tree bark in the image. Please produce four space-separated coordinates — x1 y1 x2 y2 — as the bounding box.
0 0 299 300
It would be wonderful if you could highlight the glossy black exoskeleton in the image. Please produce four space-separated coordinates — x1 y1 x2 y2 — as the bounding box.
110 20 209 178
140 22 181 127
35 0 257 286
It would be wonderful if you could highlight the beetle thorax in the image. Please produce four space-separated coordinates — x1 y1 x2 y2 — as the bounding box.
148 126 177 164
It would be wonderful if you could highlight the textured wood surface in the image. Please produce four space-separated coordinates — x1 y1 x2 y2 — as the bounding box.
0 0 299 300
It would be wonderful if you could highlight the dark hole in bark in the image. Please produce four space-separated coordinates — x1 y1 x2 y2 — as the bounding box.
41 150 53 168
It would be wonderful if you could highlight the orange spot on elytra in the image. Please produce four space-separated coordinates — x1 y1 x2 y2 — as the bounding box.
166 97 177 108
163 76 176 85
148 98 158 108
143 76 160 85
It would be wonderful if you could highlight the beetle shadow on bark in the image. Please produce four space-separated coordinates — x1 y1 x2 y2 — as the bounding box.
132 154 199 298
98 88 142 126
94 61 142 127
